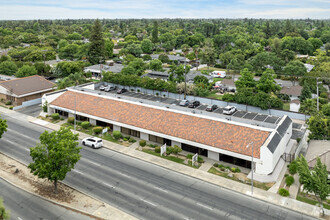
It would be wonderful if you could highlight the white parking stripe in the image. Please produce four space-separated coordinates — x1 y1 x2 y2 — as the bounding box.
72 169 84 175
196 202 213 210
103 182 115 188
154 186 168 193
141 199 157 207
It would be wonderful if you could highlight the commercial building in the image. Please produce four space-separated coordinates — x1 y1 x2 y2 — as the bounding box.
44 84 292 177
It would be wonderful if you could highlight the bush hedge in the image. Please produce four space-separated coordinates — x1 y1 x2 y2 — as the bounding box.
5 100 12 105
186 154 193 159
278 188 290 197
289 161 297 175
67 117 75 124
81 121 90 129
129 137 136 143
286 175 294 186
155 146 161 153
139 140 146 147
112 131 122 140
172 145 182 154
51 113 60 120
93 126 103 134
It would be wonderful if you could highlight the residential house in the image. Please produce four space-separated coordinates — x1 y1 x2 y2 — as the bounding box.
280 85 302 100
0 75 55 106
84 64 124 77
141 71 169 81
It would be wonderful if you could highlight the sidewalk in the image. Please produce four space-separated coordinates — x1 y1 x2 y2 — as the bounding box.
0 107 324 218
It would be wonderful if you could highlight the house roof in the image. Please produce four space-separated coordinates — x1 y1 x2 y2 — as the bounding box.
221 79 236 87
51 91 271 158
0 75 55 96
280 85 302 97
186 71 213 82
151 54 189 62
141 71 169 80
84 64 123 73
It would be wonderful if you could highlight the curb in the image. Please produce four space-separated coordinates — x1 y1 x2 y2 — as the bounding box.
29 118 320 218
0 152 106 220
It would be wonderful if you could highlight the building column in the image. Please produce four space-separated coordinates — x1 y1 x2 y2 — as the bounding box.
89 119 96 126
208 151 219 161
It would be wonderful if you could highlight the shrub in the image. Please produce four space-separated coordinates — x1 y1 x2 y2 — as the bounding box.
93 126 103 134
284 174 289 177
286 176 294 186
296 138 301 143
231 167 236 173
81 121 90 129
172 145 182 154
289 161 297 175
156 92 159 96
139 140 146 146
9 106 13 110
112 131 122 140
51 113 60 120
129 137 136 143
148 144 156 148
137 89 140 92
123 137 128 141
234 167 241 173
166 146 174 155
5 100 12 105
42 102 48 112
218 164 224 169
67 117 75 124
130 89 134 92
186 154 193 159
155 146 161 153
197 156 204 163
213 163 219 167
278 188 290 197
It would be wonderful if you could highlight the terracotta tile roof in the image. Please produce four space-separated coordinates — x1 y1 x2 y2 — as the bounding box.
0 75 55 96
51 91 270 158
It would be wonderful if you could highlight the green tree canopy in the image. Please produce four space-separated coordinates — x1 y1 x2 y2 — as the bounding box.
28 127 81 194
284 60 307 86
0 61 17 75
88 19 105 64
0 197 10 220
256 69 281 93
15 65 38 78
307 113 330 140
149 59 163 71
141 39 153 54
235 68 256 91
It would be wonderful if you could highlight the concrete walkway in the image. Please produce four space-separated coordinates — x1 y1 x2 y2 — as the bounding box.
0 107 325 219
289 173 300 199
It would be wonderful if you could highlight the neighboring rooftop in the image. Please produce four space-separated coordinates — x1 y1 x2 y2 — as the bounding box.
84 64 123 73
141 71 169 80
51 90 271 158
0 75 55 96
280 85 302 97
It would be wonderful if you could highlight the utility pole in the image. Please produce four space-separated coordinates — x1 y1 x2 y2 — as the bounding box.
184 60 187 100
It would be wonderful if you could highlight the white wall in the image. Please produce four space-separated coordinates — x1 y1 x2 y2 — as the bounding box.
81 83 95 90
89 119 96 126
113 125 121 131
42 90 66 112
290 103 300 112
208 151 219 161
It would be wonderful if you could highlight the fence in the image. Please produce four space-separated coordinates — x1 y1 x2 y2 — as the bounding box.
13 98 42 111
294 130 309 159
100 82 310 121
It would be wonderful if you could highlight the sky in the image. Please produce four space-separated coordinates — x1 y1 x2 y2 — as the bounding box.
1 0 330 20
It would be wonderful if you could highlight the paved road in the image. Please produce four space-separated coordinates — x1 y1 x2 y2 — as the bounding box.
0 113 316 220
15 104 42 117
0 178 92 220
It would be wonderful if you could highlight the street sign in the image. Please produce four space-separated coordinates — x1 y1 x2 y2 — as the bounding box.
192 153 198 164
160 144 166 156
102 127 108 134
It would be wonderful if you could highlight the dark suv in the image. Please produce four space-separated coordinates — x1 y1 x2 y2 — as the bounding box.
117 88 127 94
188 101 200 108
206 104 217 112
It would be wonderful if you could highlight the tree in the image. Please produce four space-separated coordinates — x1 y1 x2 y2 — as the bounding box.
59 44 79 60
297 156 330 216
0 115 7 139
104 39 114 58
308 38 323 52
28 127 81 194
0 61 17 75
256 69 281 93
88 19 105 64
149 59 163 71
201 39 215 69
235 68 256 91
141 39 153 54
307 113 330 140
15 65 38 78
280 49 295 63
194 75 208 85
299 99 317 115
0 197 10 220
284 60 307 86
152 21 159 43
126 43 142 57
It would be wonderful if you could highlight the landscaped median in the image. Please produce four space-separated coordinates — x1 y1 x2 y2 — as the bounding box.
137 140 204 169
208 163 274 191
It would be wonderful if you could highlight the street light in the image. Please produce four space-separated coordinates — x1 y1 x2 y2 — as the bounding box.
246 142 254 195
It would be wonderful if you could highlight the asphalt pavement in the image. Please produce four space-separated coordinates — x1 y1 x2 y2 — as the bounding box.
0 178 92 220
0 112 316 220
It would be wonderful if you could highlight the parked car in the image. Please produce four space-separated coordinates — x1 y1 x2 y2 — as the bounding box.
179 100 189 107
82 137 103 149
104 85 111 92
117 88 127 94
109 85 117 91
223 106 237 115
206 104 217 112
211 71 226 78
188 101 200 108
99 85 105 91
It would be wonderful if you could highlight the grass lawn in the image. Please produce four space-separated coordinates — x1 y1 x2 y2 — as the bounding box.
283 102 290 111
208 167 273 191
206 93 223 100
212 78 224 83
142 148 199 168
296 195 330 210
200 67 227 72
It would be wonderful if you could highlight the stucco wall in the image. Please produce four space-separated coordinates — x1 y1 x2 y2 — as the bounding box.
208 151 219 161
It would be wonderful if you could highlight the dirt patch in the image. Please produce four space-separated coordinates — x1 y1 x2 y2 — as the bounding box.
0 153 104 219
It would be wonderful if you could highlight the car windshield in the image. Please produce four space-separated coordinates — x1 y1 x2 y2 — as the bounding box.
97 140 102 143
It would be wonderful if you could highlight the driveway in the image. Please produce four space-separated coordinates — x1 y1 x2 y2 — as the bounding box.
15 104 42 117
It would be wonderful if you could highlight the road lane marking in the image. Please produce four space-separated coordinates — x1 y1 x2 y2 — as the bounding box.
196 202 213 210
103 182 115 188
154 186 168 193
141 199 157 207
24 148 30 151
72 169 84 175
119 173 131 179
81 158 101 166
6 128 38 142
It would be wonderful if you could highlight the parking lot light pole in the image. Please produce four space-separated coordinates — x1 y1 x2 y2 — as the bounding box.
246 142 254 195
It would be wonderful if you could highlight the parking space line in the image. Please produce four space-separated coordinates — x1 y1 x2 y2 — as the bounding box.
141 199 157 207
154 186 168 193
251 114 259 120
72 169 84 175
103 182 115 188
196 202 213 210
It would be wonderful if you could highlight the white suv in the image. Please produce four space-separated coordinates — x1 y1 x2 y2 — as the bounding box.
82 137 103 149
223 106 237 115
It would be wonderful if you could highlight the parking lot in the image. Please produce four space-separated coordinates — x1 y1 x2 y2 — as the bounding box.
102 88 282 125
